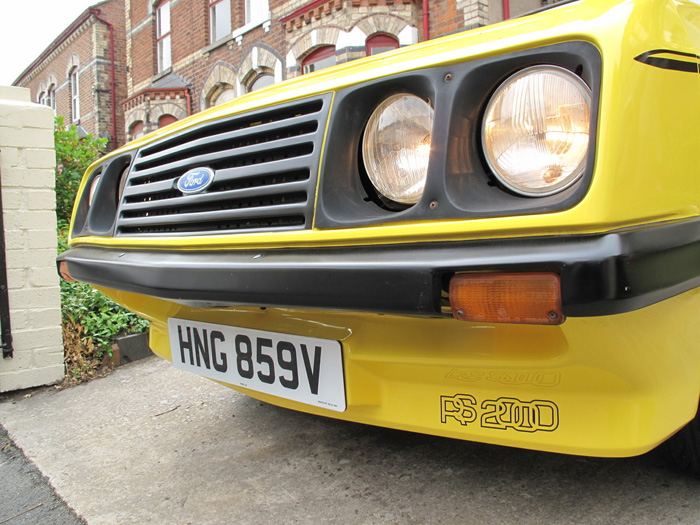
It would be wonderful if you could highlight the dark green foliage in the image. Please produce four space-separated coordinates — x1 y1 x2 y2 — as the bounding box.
54 116 107 224
58 221 148 356
54 117 147 382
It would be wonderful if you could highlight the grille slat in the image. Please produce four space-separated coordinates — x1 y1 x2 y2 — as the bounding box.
116 95 331 237
128 135 316 182
136 112 323 168
121 180 310 212
119 202 308 227
124 157 309 202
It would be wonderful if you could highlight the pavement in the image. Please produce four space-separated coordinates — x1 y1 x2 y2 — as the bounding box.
1 355 700 524
0 425 84 524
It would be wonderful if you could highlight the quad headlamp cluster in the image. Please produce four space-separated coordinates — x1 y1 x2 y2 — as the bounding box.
360 65 591 204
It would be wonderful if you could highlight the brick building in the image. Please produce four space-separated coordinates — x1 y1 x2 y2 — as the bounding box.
13 0 127 152
13 0 555 149
123 0 552 141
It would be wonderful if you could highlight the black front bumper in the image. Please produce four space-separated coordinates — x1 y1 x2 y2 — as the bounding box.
58 218 700 317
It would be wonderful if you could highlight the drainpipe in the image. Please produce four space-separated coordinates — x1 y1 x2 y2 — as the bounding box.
89 8 118 150
422 0 429 41
503 0 510 20
184 88 192 117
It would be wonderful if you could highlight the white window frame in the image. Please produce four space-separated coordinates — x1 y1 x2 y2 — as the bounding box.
70 68 80 122
244 0 269 27
157 1 172 72
210 0 231 43
47 85 56 113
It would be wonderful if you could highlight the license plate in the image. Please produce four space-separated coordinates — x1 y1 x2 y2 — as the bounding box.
167 318 346 412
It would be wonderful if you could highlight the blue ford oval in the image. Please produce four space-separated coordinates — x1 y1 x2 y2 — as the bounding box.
177 167 215 195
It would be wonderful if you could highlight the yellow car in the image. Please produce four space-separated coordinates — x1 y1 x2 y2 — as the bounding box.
58 0 700 473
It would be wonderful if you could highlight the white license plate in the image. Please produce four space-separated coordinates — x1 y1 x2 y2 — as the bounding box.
167 318 346 412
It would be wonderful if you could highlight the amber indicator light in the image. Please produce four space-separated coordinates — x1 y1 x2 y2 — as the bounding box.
58 260 76 282
449 272 564 325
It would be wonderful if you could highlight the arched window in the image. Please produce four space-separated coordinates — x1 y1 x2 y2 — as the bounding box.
302 46 336 75
158 114 178 128
247 72 274 93
366 34 399 56
46 84 56 113
130 121 144 140
207 84 236 107
69 67 80 122
37 91 46 106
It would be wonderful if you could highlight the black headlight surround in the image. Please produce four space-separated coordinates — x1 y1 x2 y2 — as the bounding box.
314 41 601 229
71 152 136 238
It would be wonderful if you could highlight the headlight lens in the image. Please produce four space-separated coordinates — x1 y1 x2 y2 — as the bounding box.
88 175 102 207
482 65 591 197
362 94 433 205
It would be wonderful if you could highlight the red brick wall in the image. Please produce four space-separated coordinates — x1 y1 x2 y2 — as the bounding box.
98 0 128 148
429 0 461 37
123 0 547 133
126 0 288 108
131 22 156 86
15 0 127 150
171 0 209 66
18 25 95 131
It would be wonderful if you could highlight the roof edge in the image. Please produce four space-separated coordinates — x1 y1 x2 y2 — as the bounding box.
12 0 113 86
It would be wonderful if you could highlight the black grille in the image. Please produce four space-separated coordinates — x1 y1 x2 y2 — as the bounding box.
116 95 331 236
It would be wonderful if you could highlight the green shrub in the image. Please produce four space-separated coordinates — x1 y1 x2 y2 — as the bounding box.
54 116 107 224
58 221 148 356
55 114 148 383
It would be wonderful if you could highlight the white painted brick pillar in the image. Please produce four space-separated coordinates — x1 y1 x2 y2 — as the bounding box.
0 86 64 392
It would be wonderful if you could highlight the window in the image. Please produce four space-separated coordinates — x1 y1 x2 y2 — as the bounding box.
366 34 399 56
69 67 80 122
210 0 231 43
156 1 172 72
158 114 178 128
47 85 56 113
244 0 268 25
211 86 236 107
38 91 46 106
248 73 274 93
130 121 144 140
302 46 336 75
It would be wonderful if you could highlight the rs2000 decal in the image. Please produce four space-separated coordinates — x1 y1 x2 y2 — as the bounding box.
440 394 559 433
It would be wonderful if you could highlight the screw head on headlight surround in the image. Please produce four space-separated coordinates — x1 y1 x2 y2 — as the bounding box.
482 65 592 197
362 94 433 205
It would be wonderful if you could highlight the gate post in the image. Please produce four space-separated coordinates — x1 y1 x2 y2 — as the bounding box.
0 86 64 392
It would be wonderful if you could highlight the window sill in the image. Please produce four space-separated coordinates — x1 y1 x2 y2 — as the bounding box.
231 15 270 40
203 35 234 55
153 67 173 82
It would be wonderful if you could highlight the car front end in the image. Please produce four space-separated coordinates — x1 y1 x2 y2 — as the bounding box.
59 0 700 467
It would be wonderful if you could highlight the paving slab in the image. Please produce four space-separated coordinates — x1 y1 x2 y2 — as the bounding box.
1 355 700 524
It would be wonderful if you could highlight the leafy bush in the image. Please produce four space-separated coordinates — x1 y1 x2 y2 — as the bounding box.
54 116 107 224
60 279 149 352
54 117 148 383
58 222 149 356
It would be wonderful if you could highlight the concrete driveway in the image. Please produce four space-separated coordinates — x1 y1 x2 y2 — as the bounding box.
1 356 699 524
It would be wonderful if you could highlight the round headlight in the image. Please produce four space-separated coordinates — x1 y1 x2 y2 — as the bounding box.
482 65 591 197
362 94 433 205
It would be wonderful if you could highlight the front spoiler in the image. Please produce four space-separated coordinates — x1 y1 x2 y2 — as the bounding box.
58 217 700 317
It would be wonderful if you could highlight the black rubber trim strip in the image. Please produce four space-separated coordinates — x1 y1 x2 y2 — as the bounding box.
58 218 700 318
634 49 700 73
